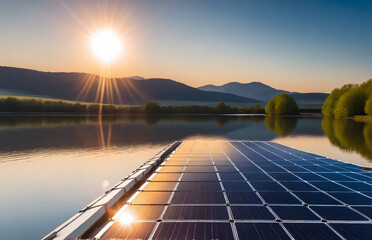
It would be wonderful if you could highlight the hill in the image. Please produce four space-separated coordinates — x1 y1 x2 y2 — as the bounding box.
0 67 258 105
199 82 328 105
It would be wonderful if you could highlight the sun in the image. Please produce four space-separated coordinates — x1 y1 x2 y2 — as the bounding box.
91 29 122 63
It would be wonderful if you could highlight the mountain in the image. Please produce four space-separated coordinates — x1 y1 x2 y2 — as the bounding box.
0 67 257 105
199 82 328 105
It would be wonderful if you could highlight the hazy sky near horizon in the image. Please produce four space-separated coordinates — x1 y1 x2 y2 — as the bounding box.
0 0 371 92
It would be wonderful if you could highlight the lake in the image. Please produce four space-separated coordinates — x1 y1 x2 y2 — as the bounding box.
0 115 371 240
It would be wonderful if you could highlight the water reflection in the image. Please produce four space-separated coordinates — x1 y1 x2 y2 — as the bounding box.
0 115 371 240
0 115 370 162
322 118 372 161
265 116 298 136
0 115 324 155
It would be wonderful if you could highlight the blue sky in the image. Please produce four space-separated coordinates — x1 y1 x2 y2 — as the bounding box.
0 0 371 92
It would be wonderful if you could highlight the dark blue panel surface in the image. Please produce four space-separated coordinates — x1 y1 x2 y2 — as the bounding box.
331 224 372 240
226 191 263 204
293 192 342 205
338 182 372 191
311 206 368 221
181 173 219 181
318 173 356 181
250 181 286 191
259 192 301 204
242 172 272 181
281 181 318 191
215 165 237 172
271 206 320 220
231 206 275 220
282 165 309 172
219 173 245 181
163 206 229 220
176 182 222 192
284 223 342 240
352 207 372 219
153 222 234 240
328 192 372 205
269 173 301 181
223 182 253 192
236 223 291 240
309 181 350 192
171 192 225 204
294 172 326 181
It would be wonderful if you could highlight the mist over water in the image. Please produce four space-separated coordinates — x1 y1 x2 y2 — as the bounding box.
0 115 371 239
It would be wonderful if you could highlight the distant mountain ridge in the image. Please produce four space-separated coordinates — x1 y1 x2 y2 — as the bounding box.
0 67 257 105
199 82 328 103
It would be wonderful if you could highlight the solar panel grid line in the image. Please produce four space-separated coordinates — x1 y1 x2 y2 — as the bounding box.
249 143 350 240
259 142 372 205
251 143 350 198
232 143 328 221
251 142 371 235
147 142 195 240
229 142 307 206
219 142 294 239
215 142 270 207
248 142 358 221
238 142 352 239
206 143 240 240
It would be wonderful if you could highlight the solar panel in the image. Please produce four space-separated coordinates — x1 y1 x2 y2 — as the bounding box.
90 141 372 240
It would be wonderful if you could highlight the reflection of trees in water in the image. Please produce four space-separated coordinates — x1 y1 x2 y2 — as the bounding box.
322 118 372 161
265 117 298 136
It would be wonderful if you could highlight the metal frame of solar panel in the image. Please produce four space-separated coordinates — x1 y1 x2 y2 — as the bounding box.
93 141 372 240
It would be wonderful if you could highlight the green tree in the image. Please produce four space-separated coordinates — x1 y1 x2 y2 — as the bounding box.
322 84 354 116
334 88 367 117
265 99 275 115
144 101 161 114
265 94 299 115
365 97 372 116
214 102 229 114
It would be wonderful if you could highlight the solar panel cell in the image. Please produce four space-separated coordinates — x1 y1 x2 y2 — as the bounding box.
231 206 275 220
153 222 234 240
284 223 342 240
331 224 372 240
271 206 320 220
236 223 291 240
311 206 368 221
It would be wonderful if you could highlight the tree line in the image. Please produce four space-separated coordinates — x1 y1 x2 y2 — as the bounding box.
322 79 372 117
0 97 265 114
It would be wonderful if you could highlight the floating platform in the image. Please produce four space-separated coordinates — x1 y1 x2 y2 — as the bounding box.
43 141 372 240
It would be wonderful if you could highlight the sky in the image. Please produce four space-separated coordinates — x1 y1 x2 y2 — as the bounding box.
0 0 371 92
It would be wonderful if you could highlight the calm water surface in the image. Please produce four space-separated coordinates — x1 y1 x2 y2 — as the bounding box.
0 115 371 240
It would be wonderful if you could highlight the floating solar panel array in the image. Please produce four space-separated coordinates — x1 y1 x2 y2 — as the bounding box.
93 141 372 240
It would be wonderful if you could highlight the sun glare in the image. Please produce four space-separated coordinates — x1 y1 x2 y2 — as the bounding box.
91 29 122 63
117 213 134 225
